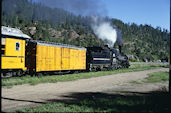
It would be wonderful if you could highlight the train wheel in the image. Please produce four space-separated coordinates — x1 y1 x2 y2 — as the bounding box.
89 64 93 72
1 72 13 78
1 73 6 78
69 71 75 74
16 70 24 77
112 64 117 70
12 72 17 77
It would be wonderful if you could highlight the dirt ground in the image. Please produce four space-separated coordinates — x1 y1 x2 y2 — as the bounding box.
1 68 169 112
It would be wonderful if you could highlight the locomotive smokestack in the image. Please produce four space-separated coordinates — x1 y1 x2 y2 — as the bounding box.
104 44 109 48
119 45 122 53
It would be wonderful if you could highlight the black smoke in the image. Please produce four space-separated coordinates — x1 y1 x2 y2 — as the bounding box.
34 0 107 16
115 28 123 46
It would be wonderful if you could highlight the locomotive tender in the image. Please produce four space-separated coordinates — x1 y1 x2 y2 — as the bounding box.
1 26 129 77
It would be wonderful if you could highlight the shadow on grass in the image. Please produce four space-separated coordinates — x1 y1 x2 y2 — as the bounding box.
46 91 171 112
3 90 170 112
2 97 46 104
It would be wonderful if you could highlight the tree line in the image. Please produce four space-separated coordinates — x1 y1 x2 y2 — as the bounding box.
2 0 170 62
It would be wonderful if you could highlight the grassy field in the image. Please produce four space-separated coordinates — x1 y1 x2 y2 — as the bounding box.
130 71 169 84
12 91 170 112
2 64 168 88
146 71 169 83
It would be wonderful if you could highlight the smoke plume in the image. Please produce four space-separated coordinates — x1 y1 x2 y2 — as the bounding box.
91 16 117 47
33 0 122 47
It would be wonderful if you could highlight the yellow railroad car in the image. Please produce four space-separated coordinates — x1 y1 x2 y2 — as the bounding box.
1 26 31 77
27 40 86 72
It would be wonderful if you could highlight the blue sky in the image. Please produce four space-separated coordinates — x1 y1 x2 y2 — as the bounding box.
34 0 170 31
101 0 170 31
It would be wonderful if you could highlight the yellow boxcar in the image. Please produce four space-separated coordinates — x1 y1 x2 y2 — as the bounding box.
1 26 31 75
33 41 86 72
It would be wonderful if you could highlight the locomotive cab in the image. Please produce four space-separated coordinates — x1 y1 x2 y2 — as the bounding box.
86 46 112 71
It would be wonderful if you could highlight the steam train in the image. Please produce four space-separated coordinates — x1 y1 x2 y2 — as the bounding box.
1 26 130 77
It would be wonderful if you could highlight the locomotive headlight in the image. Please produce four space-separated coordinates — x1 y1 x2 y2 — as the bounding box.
1 38 5 45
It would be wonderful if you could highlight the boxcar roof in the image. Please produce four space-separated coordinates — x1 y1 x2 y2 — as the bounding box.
31 40 86 50
1 26 31 39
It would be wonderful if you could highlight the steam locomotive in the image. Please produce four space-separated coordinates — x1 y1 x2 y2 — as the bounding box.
1 26 129 77
86 45 130 71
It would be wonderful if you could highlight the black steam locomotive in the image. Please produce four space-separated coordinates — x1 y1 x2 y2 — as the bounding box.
86 45 130 71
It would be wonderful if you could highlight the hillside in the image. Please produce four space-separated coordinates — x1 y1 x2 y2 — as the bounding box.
2 0 170 62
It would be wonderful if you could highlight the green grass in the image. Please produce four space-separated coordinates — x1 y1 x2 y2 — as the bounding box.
129 80 144 84
130 71 169 84
145 71 169 83
11 92 170 112
2 64 166 88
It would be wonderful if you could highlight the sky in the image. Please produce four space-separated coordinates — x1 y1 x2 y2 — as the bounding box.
101 0 170 31
34 0 170 31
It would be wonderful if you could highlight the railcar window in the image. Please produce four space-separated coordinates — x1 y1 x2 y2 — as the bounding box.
16 42 20 51
1 45 5 48
1 45 5 55
1 38 5 55
1 50 5 55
